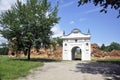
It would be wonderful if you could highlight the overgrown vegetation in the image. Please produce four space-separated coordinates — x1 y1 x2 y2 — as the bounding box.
100 42 120 52
0 47 8 55
51 37 63 50
0 43 8 55
0 56 43 80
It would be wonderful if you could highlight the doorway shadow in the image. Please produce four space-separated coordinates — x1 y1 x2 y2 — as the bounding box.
74 58 81 60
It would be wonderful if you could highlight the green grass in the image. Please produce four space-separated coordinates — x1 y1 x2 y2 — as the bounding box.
17 57 61 62
0 56 43 80
96 59 120 62
92 59 120 65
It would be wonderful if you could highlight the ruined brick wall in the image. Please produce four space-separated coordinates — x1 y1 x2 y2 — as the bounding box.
9 43 120 60
8 45 62 59
30 46 62 59
91 43 120 60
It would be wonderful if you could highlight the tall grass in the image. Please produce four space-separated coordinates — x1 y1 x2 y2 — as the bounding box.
0 56 43 80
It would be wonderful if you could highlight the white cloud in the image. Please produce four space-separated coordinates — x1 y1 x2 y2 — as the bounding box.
70 21 75 24
60 1 74 8
51 24 63 38
0 0 26 11
84 8 101 14
0 37 7 44
0 0 16 10
0 32 7 44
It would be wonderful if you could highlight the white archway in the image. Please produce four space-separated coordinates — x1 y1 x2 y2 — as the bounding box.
62 28 91 61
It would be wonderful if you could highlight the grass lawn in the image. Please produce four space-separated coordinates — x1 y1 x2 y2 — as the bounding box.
92 59 120 65
0 56 43 80
97 59 120 63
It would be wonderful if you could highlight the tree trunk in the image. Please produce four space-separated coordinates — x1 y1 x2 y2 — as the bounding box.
27 46 31 60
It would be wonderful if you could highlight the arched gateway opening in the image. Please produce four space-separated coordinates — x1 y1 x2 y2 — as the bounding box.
71 46 81 60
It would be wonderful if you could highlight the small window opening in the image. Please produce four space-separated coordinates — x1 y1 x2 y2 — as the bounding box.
86 43 88 46
75 39 77 42
65 43 67 46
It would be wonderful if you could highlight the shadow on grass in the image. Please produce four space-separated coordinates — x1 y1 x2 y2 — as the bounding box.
75 61 120 80
13 57 61 62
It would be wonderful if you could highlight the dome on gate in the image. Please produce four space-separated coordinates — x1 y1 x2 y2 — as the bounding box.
71 28 81 33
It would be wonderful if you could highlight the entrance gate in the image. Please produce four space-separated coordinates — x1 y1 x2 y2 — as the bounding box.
62 29 91 61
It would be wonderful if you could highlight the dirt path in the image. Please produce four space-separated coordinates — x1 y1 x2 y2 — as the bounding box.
17 61 120 80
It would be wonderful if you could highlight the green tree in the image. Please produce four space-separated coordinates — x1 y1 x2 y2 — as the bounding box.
0 0 60 60
108 42 120 51
100 42 120 52
78 0 120 18
100 44 109 52
100 44 106 50
56 37 63 46
0 0 29 55
51 37 63 50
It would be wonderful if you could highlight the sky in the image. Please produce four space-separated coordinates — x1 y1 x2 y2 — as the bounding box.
0 0 120 46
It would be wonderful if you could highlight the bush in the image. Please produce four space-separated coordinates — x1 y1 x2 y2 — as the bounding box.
0 47 8 55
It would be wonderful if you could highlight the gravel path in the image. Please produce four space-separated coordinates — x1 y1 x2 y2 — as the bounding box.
17 61 120 80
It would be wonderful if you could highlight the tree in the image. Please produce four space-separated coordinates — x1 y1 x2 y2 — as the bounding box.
0 0 60 60
51 37 63 50
78 0 120 18
56 37 63 46
100 42 120 52
108 42 120 51
0 1 24 54
100 44 106 50
100 44 109 52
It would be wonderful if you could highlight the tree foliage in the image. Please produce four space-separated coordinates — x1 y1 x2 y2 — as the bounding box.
50 37 63 50
78 0 120 18
0 0 60 60
100 42 120 52
55 37 63 46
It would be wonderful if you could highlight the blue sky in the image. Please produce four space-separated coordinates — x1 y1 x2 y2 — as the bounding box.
0 0 120 46
50 0 120 46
